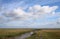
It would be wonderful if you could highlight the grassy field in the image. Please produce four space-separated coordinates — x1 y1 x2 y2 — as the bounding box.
26 29 60 39
0 29 60 39
0 28 32 39
43 30 60 39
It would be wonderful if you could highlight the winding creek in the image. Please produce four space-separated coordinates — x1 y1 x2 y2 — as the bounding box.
7 32 34 39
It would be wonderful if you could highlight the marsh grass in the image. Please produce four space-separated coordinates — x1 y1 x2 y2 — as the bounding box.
0 28 32 39
27 29 60 39
26 30 41 39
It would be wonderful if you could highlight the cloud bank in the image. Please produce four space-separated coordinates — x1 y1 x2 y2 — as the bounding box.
2 5 58 20
0 4 60 27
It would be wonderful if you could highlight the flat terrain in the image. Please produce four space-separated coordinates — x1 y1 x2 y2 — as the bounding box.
27 29 60 39
0 28 32 39
0 29 60 39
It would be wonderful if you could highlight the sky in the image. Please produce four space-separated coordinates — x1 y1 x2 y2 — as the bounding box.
0 0 60 28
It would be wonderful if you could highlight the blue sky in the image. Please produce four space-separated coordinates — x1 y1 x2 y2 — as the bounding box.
0 0 60 28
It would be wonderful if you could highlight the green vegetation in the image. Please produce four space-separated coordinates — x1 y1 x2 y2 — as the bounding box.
0 28 32 39
26 30 41 39
46 32 60 39
26 32 40 39
0 29 60 39
27 29 60 39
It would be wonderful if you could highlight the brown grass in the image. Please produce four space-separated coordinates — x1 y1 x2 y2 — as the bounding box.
27 29 60 39
0 28 32 39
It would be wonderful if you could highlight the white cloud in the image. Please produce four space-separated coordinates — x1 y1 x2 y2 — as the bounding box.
2 5 58 20
13 5 58 20
29 5 58 14
13 7 26 16
0 5 59 27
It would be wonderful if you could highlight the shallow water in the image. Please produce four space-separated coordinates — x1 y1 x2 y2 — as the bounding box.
6 32 34 39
